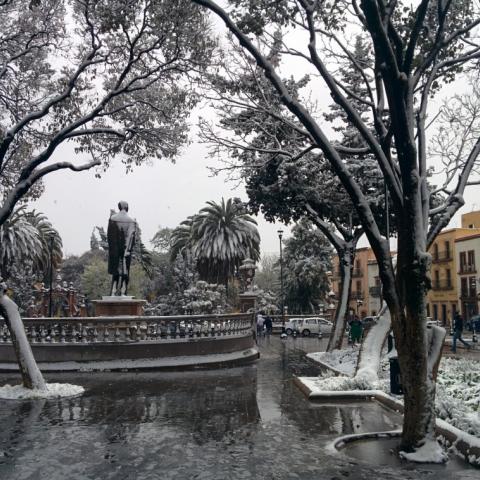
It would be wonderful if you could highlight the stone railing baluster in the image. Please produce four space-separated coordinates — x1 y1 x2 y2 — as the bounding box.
114 326 121 342
71 324 78 343
60 325 66 343
81 325 88 343
103 325 110 342
40 325 46 343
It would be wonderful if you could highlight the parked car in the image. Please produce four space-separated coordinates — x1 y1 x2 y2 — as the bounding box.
361 316 378 328
285 318 302 335
285 317 331 336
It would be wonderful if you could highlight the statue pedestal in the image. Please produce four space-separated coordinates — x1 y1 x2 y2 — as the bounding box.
91 296 146 317
238 292 257 313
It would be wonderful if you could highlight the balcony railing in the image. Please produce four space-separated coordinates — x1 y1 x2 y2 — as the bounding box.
369 286 381 297
459 264 476 274
0 314 254 345
350 291 364 300
432 279 453 291
432 250 452 263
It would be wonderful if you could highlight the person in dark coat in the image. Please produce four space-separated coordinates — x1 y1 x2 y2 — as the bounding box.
349 315 363 345
452 312 471 353
264 314 273 334
107 201 137 296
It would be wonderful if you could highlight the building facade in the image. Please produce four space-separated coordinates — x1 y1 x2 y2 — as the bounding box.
455 233 480 321
330 210 480 324
426 228 475 326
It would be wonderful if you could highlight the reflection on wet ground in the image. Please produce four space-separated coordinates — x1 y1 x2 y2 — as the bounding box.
0 336 476 479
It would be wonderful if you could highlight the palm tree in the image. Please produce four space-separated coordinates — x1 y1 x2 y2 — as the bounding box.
0 207 62 279
171 198 260 285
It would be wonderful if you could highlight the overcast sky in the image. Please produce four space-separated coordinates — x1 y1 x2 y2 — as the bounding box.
34 139 289 259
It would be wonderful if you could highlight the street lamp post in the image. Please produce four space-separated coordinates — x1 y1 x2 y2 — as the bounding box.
48 234 54 318
278 229 285 333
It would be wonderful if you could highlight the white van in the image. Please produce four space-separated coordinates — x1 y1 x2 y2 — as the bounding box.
285 317 332 336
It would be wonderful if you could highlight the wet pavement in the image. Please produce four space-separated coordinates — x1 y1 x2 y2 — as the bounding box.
0 336 477 479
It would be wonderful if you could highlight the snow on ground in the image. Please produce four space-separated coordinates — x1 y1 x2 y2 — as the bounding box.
307 349 480 438
0 383 84 400
435 357 480 437
399 438 448 463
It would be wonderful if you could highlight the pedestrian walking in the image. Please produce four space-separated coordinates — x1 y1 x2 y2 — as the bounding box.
264 314 273 334
256 311 265 337
349 315 363 345
452 312 471 353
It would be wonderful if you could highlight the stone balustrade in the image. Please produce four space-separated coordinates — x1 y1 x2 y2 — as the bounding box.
0 313 253 345
0 313 258 370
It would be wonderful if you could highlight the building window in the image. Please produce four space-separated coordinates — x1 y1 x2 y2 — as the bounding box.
446 269 451 287
461 277 468 297
441 304 447 324
460 251 467 272
469 276 477 296
445 241 450 257
356 280 361 292
433 304 438 320
468 250 475 268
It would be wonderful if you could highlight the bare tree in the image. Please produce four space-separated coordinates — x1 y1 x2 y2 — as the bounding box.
198 37 389 351
0 0 215 225
192 0 480 456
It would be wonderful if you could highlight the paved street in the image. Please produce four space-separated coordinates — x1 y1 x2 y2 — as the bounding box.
0 336 477 479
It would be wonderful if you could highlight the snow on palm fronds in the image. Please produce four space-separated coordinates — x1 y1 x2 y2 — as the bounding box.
170 198 260 284
0 207 62 278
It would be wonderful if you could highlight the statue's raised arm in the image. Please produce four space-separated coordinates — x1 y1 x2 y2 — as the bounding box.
107 201 137 296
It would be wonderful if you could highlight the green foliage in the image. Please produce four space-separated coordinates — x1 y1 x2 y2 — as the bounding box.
60 250 106 292
151 227 173 253
0 207 62 279
283 220 332 314
170 198 260 285
80 257 110 300
80 257 148 300
181 281 229 314
255 254 279 293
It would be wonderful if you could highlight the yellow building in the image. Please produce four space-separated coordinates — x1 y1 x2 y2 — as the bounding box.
426 211 480 325
330 211 480 323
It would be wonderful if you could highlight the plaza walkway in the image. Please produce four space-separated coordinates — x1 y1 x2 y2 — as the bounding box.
0 336 476 479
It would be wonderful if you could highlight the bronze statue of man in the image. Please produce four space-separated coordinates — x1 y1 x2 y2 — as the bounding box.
107 201 137 296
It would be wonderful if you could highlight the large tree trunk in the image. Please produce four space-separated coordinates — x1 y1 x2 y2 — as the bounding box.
326 243 355 352
389 225 437 451
0 282 46 390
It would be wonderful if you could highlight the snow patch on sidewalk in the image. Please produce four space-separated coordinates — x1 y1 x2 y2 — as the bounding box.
304 348 480 438
399 438 448 464
0 383 84 400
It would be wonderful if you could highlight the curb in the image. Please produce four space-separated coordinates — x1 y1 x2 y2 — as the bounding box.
295 357 480 466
